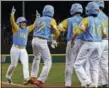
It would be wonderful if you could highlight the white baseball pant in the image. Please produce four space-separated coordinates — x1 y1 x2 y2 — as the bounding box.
65 39 83 87
31 37 52 83
98 40 108 86
74 41 102 87
6 45 29 81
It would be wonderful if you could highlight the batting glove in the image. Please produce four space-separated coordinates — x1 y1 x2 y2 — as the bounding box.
11 6 16 15
51 40 58 49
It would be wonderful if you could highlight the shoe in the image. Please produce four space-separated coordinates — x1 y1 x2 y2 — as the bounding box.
6 77 13 84
23 80 29 85
87 83 96 88
102 84 108 88
27 77 37 84
34 80 44 88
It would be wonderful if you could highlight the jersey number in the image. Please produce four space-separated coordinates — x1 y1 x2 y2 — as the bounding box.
35 21 46 32
92 25 101 36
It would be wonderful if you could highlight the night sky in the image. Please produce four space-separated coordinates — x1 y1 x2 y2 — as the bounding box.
1 1 109 25
1 1 109 54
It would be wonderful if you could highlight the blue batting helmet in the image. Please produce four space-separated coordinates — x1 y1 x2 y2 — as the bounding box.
85 2 99 15
70 3 83 15
16 17 26 24
43 5 54 17
95 1 104 9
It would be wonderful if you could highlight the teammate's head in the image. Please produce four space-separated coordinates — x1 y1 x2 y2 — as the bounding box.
16 17 27 29
43 5 54 17
70 3 83 16
95 1 104 10
85 2 99 16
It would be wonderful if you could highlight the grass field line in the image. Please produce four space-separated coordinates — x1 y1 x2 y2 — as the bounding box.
1 81 25 87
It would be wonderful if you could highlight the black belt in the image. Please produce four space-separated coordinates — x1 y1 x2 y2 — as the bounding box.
34 36 46 40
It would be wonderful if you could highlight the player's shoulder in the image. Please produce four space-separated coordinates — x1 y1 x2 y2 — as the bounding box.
51 18 56 23
82 17 89 22
99 11 108 19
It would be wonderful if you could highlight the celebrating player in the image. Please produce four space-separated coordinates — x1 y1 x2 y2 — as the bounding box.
96 1 108 88
71 2 107 87
27 5 59 88
58 3 83 88
5 6 40 84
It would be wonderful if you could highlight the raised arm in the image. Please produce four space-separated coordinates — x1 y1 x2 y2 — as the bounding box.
10 6 19 34
27 10 40 32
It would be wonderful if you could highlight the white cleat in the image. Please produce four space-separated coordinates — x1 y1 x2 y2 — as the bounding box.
87 83 96 88
6 76 13 84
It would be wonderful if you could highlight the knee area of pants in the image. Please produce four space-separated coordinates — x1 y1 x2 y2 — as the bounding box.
34 57 40 60
66 64 72 68
10 65 17 69
74 64 81 69
44 61 52 67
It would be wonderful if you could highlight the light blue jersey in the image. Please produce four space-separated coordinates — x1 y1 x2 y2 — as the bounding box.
13 28 28 47
82 16 103 41
33 16 52 39
66 15 83 41
98 10 108 40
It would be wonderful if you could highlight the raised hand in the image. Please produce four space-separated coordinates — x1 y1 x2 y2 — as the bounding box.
11 6 16 15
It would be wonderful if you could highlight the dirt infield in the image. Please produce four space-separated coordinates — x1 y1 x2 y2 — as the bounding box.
1 81 81 88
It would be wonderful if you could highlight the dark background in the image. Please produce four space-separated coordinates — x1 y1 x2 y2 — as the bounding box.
1 1 109 54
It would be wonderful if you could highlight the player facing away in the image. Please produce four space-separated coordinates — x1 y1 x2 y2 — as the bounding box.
5 6 40 84
58 3 83 88
27 5 59 88
71 2 107 87
96 1 108 88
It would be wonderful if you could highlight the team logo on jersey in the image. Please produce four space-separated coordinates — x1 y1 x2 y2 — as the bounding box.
20 33 26 39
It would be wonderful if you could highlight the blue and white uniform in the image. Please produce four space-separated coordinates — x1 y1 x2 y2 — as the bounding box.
73 2 107 87
58 3 83 87
6 11 36 82
30 5 59 83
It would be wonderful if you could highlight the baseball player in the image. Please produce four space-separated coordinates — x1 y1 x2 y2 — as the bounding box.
27 5 59 88
5 6 40 84
58 3 83 88
96 1 108 87
71 2 107 87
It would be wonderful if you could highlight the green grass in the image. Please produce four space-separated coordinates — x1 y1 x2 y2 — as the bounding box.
1 63 80 85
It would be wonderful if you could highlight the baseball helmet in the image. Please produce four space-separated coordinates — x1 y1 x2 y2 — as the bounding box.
70 3 83 15
95 1 104 9
42 5 54 17
85 2 99 15
16 17 27 24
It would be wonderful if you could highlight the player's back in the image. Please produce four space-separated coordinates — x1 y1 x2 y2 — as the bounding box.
66 15 82 41
33 16 53 39
83 16 103 41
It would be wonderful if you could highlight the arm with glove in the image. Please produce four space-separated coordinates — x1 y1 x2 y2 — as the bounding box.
50 19 60 49
71 18 88 47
